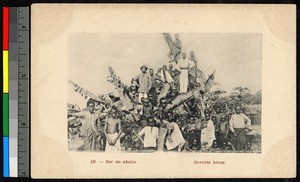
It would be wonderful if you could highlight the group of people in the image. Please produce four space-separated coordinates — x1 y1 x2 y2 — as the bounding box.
68 75 253 153
133 52 198 106
67 33 254 153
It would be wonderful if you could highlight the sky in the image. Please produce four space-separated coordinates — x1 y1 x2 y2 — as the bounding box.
68 33 262 107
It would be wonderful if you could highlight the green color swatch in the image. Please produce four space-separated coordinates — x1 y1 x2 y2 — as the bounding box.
3 93 9 136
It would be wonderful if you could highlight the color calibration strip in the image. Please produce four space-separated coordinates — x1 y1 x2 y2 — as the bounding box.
3 7 30 178
9 7 19 177
3 7 10 177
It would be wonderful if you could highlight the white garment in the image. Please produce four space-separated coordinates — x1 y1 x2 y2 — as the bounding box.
158 69 174 83
165 122 185 150
138 126 159 148
178 58 191 93
105 132 121 152
229 113 251 131
201 120 216 148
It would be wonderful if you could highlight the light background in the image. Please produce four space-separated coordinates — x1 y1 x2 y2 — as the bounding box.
68 33 262 108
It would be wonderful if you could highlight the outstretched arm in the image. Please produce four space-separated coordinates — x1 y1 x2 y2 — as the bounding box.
70 111 86 119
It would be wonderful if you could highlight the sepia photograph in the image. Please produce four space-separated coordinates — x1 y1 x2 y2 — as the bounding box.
67 33 262 153
31 4 295 178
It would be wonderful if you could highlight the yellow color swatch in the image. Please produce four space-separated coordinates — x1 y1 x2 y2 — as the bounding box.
3 51 9 93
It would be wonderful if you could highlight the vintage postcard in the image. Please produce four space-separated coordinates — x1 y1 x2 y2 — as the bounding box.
31 4 296 178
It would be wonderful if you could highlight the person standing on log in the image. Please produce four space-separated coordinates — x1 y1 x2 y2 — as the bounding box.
134 65 152 104
178 52 192 93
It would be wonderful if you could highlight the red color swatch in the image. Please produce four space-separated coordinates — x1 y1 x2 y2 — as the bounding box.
3 7 10 50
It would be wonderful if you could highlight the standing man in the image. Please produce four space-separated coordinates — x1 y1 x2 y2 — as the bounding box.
178 52 191 93
68 99 101 151
229 106 251 151
189 51 198 68
157 65 174 103
137 117 159 151
167 33 182 62
135 65 152 104
149 68 158 106
104 106 123 152
164 111 186 152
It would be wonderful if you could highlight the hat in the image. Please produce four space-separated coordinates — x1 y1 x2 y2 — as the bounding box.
140 65 148 70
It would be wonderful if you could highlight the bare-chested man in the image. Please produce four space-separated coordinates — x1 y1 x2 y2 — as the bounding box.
104 106 123 152
68 99 101 151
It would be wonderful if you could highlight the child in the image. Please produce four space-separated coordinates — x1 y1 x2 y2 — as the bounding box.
218 115 229 144
187 117 200 149
225 141 235 152
137 117 159 151
200 113 216 149
244 141 253 153
187 139 200 152
209 140 221 153
211 116 219 142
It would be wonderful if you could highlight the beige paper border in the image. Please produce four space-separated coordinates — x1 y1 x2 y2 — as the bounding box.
31 4 296 178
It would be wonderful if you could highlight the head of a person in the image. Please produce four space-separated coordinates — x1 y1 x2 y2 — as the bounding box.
212 140 218 148
205 113 210 121
190 51 195 57
86 99 95 112
182 52 186 59
140 65 148 73
110 105 118 118
211 116 216 122
141 98 150 107
129 85 137 94
175 33 179 40
149 68 154 76
159 97 168 108
227 142 234 150
221 141 227 149
170 88 178 98
168 64 173 70
220 115 226 122
245 141 252 149
192 139 197 146
167 111 174 122
215 106 221 114
190 117 195 124
235 106 242 114
204 108 210 115
162 65 167 70
148 117 155 127
148 92 154 102
195 110 201 118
